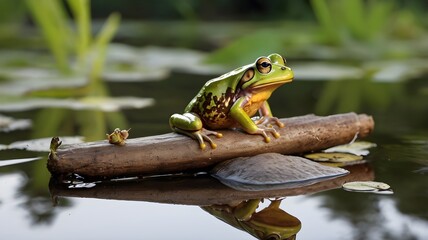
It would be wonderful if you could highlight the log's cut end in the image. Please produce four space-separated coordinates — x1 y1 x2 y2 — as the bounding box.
357 114 375 138
47 112 375 179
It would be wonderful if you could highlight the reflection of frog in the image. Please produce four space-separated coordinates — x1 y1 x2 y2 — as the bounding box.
202 199 301 240
170 54 293 149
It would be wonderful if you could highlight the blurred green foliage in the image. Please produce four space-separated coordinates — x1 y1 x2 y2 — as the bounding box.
311 0 394 44
205 0 427 65
0 1 26 47
25 0 120 86
0 1 127 142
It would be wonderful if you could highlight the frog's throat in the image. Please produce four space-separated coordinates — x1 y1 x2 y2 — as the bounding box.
249 75 293 90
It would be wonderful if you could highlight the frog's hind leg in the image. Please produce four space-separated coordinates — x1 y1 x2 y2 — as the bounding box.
169 113 222 150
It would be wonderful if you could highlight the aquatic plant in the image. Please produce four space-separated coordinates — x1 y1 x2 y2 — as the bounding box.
310 0 394 45
25 0 120 84
206 0 426 65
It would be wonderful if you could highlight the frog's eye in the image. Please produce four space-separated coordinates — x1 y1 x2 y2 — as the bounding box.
256 57 272 74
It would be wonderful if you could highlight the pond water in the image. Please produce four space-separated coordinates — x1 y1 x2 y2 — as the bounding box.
1 64 428 239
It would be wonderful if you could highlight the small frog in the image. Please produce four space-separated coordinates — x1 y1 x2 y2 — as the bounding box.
107 128 130 146
170 53 293 149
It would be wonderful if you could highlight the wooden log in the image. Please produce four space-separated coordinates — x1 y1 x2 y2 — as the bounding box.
47 112 374 178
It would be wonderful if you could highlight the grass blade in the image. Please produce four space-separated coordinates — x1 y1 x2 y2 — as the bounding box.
25 0 72 73
68 0 92 70
89 13 121 85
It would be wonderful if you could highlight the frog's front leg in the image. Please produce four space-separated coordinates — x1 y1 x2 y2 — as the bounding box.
230 98 280 143
255 101 285 128
169 112 222 150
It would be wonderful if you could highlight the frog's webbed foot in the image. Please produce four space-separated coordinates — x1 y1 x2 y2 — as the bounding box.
193 128 223 150
252 126 280 143
254 116 285 128
250 116 284 143
172 127 222 150
170 113 222 150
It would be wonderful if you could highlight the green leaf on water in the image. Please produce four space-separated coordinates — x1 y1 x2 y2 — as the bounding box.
0 114 32 132
3 136 84 152
323 141 377 156
343 181 393 194
0 96 154 112
304 152 363 162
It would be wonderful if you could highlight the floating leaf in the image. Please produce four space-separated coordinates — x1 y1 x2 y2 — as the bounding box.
3 136 84 152
316 160 367 168
136 46 225 75
0 114 32 132
212 153 349 191
0 96 154 112
291 62 363 81
0 68 87 96
370 59 428 83
304 152 363 162
103 69 169 82
342 181 393 194
323 141 377 156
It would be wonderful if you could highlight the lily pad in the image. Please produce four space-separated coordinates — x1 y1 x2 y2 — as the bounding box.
304 152 363 162
342 181 393 194
3 136 84 152
106 44 226 76
369 59 428 83
0 68 87 96
316 160 367 168
323 141 377 156
0 96 154 112
103 70 169 82
211 153 349 191
291 62 363 81
0 114 32 132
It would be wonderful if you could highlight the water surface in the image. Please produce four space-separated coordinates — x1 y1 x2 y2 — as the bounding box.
1 68 428 240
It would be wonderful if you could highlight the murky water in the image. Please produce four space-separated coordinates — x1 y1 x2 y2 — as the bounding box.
1 69 428 239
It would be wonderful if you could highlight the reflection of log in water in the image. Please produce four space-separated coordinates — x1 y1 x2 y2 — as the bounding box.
50 164 374 206
48 113 374 178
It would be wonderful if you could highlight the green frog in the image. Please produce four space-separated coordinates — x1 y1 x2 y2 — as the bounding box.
169 53 293 150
